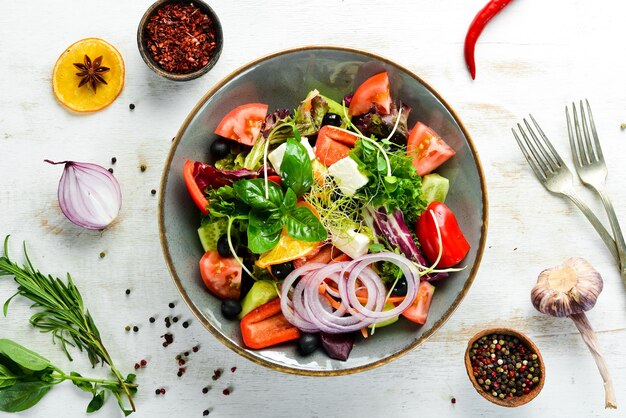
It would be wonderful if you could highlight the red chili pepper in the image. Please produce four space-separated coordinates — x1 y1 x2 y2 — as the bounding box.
464 0 513 80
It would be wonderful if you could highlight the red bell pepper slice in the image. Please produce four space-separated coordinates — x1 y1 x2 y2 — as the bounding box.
240 298 301 349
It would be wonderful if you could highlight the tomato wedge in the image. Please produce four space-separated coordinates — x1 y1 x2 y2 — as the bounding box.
240 298 301 349
183 160 209 214
416 202 470 268
199 250 242 300
348 72 392 116
401 281 435 324
315 126 358 166
407 122 456 176
214 103 268 146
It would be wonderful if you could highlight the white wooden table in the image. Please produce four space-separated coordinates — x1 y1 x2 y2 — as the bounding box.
1 1 625 417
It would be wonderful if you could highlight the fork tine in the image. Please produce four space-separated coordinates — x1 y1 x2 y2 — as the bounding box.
566 106 583 168
524 116 558 171
516 122 551 175
579 99 596 163
571 101 590 165
512 127 546 180
528 114 565 167
584 98 604 162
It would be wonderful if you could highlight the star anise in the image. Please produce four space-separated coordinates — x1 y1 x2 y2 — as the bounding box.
73 54 109 93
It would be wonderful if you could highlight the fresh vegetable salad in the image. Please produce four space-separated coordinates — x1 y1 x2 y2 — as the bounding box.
184 72 469 360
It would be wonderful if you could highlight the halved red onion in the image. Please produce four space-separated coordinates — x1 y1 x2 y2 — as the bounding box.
280 252 423 334
45 160 122 230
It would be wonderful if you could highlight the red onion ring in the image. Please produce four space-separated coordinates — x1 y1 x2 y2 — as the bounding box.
279 252 422 334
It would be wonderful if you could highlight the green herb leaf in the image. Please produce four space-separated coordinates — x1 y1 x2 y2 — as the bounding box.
0 339 51 372
280 139 313 197
0 381 53 413
233 179 283 211
69 372 94 393
281 188 298 214
87 390 105 413
247 210 283 253
0 364 17 389
284 206 327 242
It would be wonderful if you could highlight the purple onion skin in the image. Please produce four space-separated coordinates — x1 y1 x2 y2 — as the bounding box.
320 332 355 361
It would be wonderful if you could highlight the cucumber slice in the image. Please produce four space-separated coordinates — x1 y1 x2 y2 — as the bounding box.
239 280 278 319
197 218 228 251
421 173 449 204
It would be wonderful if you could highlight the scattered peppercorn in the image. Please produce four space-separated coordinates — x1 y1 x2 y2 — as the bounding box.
211 368 222 381
451 397 456 404
155 389 161 395
133 326 139 332
222 388 231 396
179 359 186 366
125 325 131 332
621 123 626 130
182 321 190 328
140 164 147 172
125 289 131 295
160 388 166 394
173 316 179 323
149 317 156 323
469 333 541 400
230 367 237 373
151 189 157 195
184 351 190 357
108 168 114 173
99 252 106 258
202 386 210 394
129 103 135 110
193 345 199 352
203 410 210 416
162 333 174 347
169 302 175 309
134 363 140 370
140 359 147 367
177 371 183 377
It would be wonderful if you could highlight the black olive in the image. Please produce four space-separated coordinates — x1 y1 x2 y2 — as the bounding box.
322 113 342 127
391 277 408 296
298 333 320 356
389 131 406 146
210 138 230 160
217 235 233 258
271 262 294 280
221 299 242 320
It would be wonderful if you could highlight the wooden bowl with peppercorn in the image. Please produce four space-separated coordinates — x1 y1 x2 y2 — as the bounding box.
137 0 223 81
465 328 545 407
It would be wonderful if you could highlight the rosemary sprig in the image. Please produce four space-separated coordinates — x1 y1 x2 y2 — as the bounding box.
0 236 136 414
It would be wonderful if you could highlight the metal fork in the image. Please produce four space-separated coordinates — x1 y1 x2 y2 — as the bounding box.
567 99 626 278
512 115 619 264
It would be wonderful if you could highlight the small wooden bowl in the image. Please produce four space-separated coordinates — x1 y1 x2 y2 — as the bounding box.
465 328 545 407
137 0 223 81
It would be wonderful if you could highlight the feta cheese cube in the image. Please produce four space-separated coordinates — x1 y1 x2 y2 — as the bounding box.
331 229 371 259
327 157 368 196
267 138 315 174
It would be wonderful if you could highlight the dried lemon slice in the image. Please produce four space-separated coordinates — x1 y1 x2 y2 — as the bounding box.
52 38 125 113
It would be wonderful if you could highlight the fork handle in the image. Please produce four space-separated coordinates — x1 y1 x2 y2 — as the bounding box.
563 192 620 264
596 187 626 279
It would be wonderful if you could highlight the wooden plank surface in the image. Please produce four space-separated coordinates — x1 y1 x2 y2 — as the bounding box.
1 0 625 417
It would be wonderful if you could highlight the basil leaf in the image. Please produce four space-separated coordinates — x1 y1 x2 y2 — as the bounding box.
280 138 313 197
281 188 297 214
0 364 17 388
0 381 53 412
87 390 105 413
208 186 250 218
284 207 327 242
70 372 94 393
0 340 50 372
233 179 283 211
247 210 283 253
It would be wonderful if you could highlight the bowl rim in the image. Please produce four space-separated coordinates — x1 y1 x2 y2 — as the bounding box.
158 45 489 376
136 0 223 81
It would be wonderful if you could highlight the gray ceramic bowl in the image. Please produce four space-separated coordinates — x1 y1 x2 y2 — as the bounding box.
159 46 488 375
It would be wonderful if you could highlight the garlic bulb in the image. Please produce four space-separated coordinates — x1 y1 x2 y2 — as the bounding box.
531 257 602 317
530 257 616 409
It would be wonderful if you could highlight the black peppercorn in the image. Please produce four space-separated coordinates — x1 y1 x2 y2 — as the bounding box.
111 157 117 164
125 289 131 295
108 168 114 173
133 326 139 332
149 317 155 323
169 302 175 309
129 103 135 110
182 321 189 328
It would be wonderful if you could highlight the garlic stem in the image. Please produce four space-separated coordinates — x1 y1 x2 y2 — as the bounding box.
569 313 617 409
